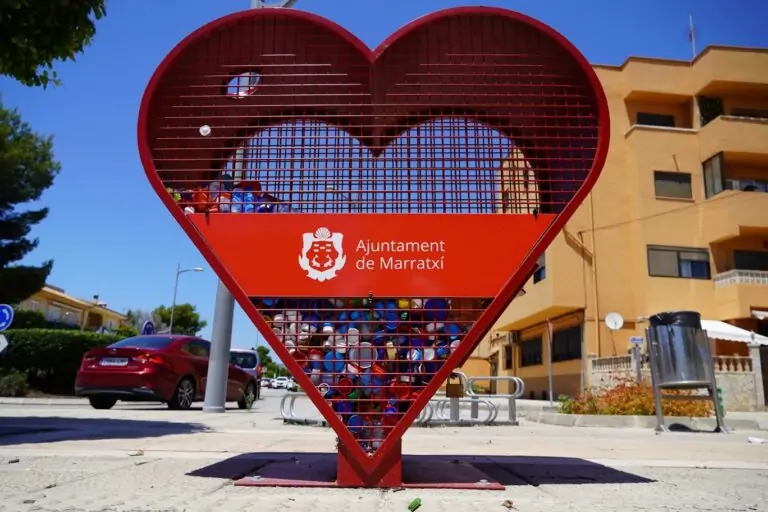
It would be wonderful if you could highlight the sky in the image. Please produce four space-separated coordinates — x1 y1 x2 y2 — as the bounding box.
1 0 766 353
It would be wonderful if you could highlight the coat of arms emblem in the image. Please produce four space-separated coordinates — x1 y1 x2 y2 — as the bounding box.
298 227 346 282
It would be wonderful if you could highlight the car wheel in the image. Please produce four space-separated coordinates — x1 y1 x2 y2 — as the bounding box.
89 396 117 410
238 382 256 410
168 377 195 410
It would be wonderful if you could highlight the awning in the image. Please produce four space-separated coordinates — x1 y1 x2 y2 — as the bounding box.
701 320 768 345
752 310 768 320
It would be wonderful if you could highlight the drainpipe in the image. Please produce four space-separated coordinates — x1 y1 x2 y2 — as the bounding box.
585 192 601 357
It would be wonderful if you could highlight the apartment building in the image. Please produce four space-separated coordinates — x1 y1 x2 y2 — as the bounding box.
465 45 768 398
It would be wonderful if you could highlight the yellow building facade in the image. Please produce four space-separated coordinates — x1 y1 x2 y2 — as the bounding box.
465 45 768 398
18 285 128 332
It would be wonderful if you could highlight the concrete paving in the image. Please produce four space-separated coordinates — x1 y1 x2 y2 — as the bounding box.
0 389 767 511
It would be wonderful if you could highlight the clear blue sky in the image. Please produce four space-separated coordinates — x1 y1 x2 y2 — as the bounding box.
1 0 766 352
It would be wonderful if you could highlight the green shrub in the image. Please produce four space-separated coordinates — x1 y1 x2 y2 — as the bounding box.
11 309 81 331
0 370 30 397
11 309 46 329
558 377 712 417
0 329 122 395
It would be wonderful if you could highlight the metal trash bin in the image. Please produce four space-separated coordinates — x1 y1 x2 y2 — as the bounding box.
648 311 712 389
646 310 727 433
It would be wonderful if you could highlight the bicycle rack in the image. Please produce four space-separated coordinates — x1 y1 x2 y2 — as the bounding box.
280 371 524 427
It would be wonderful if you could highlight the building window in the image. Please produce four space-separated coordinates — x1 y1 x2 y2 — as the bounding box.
45 305 62 322
654 171 692 199
730 107 768 120
734 250 768 272
503 345 513 370
552 325 581 362
636 112 675 128
647 245 711 279
533 253 546 283
27 300 40 311
703 152 725 199
520 336 543 367
697 96 724 126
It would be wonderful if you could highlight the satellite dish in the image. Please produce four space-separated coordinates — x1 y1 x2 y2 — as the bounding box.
605 312 624 331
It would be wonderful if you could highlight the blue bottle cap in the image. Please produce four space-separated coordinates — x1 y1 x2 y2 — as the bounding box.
347 415 364 434
323 351 345 373
445 323 463 341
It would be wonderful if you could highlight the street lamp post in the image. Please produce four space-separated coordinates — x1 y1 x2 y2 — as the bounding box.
204 0 300 414
169 263 204 334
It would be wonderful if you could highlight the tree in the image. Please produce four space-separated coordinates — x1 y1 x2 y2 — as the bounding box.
0 103 60 305
254 345 289 377
0 1 107 87
152 304 207 336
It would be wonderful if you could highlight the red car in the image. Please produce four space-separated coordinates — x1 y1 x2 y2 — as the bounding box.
75 335 258 410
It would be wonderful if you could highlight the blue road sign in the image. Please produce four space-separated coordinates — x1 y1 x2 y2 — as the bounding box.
629 336 645 345
0 304 14 332
141 320 155 335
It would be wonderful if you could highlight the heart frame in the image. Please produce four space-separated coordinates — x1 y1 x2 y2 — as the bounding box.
138 6 609 487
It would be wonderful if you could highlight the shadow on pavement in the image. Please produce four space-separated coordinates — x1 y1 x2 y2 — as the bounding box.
188 452 655 487
0 416 208 446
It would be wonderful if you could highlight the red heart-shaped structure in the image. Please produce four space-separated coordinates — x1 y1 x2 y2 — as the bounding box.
138 6 608 486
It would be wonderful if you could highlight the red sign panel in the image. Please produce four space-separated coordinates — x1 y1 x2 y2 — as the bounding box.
189 213 555 297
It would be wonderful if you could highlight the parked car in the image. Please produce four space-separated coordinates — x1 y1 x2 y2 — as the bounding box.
274 376 289 389
285 378 298 392
260 378 272 389
75 335 258 411
270 378 281 388
230 348 262 400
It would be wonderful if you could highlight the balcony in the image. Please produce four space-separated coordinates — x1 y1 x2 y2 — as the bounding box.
693 47 768 95
699 115 768 163
621 59 692 100
713 269 768 319
701 189 768 242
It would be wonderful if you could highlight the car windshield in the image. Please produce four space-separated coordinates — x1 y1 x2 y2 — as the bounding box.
109 336 175 350
230 352 258 369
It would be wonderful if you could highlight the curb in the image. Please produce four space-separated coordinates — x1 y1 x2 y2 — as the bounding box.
524 411 764 431
0 397 87 406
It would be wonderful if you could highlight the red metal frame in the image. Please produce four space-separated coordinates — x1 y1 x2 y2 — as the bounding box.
138 6 609 488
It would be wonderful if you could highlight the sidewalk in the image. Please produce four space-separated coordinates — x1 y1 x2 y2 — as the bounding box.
1 398 767 511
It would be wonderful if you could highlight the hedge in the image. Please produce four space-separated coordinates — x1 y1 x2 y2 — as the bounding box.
0 329 122 395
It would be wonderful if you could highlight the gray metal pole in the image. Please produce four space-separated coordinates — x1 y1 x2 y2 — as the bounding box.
203 280 236 412
546 318 554 405
169 262 180 334
203 0 299 413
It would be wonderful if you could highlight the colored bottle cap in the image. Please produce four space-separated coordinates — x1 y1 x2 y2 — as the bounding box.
445 323 463 340
323 351 345 372
390 381 409 399
337 376 354 395
423 347 436 361
407 348 422 361
347 327 360 347
347 415 364 434
317 382 331 398
356 341 376 370
333 335 347 354
284 339 297 355
397 298 410 309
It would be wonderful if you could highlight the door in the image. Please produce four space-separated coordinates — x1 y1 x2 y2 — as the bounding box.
181 339 210 400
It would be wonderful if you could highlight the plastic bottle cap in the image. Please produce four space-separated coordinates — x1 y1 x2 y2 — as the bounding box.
199 124 211 136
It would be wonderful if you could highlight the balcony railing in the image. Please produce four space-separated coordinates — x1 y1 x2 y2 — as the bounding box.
713 269 768 288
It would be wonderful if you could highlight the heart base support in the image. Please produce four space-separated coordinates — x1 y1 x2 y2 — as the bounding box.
234 445 505 490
